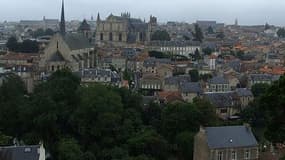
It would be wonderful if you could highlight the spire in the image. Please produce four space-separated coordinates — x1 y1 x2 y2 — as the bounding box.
97 12 100 22
60 0 66 35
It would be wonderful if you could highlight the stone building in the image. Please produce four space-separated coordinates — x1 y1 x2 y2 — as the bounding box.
193 125 259 160
39 0 95 73
95 13 157 46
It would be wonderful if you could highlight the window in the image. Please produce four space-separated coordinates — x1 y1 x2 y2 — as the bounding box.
245 149 250 159
119 33 122 41
220 108 227 114
109 32 113 41
51 65 55 71
231 151 237 160
100 33 104 41
24 148 31 152
218 151 223 160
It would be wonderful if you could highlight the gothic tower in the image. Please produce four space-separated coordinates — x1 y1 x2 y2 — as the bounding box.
60 0 66 35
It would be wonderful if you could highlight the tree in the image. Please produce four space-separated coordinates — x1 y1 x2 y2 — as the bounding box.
20 40 39 53
45 28 55 36
6 36 19 52
202 47 213 55
277 28 285 38
207 26 214 34
6 37 39 53
193 48 201 61
258 76 285 143
127 128 169 160
265 23 270 30
216 32 225 39
0 74 27 137
57 138 83 160
151 30 171 41
0 132 12 145
161 103 201 141
193 98 218 126
251 83 270 97
192 24 204 42
189 69 199 82
175 131 195 160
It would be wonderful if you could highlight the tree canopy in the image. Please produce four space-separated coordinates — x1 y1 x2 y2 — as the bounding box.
6 37 39 53
192 24 204 42
151 30 171 41
0 70 220 160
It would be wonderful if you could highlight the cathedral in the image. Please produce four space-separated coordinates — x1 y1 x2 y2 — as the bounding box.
95 12 157 47
39 0 96 73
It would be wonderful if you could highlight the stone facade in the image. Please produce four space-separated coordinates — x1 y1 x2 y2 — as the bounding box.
194 125 259 160
39 33 95 73
96 13 157 46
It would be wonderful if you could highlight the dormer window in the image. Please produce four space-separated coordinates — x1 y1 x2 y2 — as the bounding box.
24 147 31 153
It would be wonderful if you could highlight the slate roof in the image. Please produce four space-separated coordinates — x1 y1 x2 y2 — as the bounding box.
0 145 40 160
143 58 172 68
80 68 120 82
63 33 93 50
249 74 274 82
164 75 191 85
208 76 229 84
236 88 253 97
49 50 65 62
204 92 236 108
78 19 91 31
205 125 258 149
180 82 202 93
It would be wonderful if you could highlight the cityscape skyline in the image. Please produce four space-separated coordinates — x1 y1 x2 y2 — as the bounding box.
1 0 285 26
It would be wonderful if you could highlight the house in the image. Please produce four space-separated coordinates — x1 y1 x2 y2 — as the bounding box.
193 125 259 160
249 74 279 87
204 92 239 119
156 63 173 78
235 88 254 109
163 75 191 91
79 68 121 86
139 74 163 91
148 41 201 58
208 76 230 92
156 91 183 104
142 57 171 74
0 143 46 160
180 82 203 102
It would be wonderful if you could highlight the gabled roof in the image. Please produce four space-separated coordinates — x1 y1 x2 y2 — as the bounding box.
180 82 202 93
0 145 41 160
208 76 229 84
205 125 258 149
204 92 236 108
236 88 253 97
49 50 65 62
62 33 93 50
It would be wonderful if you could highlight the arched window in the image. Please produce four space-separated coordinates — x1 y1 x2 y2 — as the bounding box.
100 33 104 41
119 33 122 41
109 32 113 41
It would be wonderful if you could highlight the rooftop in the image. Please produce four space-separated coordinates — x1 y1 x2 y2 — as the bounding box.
205 125 258 149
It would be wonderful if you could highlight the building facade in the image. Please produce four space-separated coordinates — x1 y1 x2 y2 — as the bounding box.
194 125 259 160
95 13 157 46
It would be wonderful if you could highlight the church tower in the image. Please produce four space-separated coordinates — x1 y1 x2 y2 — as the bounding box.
60 0 66 35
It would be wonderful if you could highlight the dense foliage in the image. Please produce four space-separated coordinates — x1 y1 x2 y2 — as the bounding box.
6 36 39 53
242 75 285 144
0 70 220 160
191 24 203 42
151 30 171 41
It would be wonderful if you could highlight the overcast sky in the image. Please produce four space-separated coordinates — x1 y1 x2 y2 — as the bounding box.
1 0 285 26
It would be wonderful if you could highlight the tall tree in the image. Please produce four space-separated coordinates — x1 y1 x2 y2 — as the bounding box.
189 69 199 82
192 24 204 42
